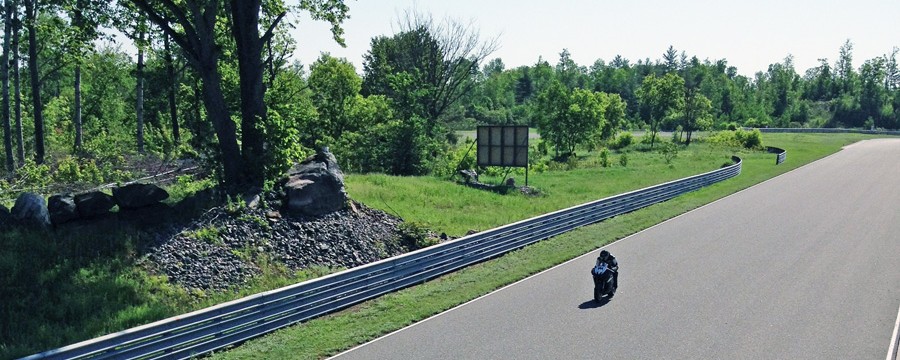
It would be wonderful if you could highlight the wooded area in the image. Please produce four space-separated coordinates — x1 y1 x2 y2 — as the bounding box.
1 1 898 194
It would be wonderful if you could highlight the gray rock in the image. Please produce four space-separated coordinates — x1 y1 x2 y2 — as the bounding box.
460 169 479 183
75 191 116 218
243 187 263 209
287 147 345 184
281 148 347 216
11 192 50 228
48 193 79 225
113 183 170 209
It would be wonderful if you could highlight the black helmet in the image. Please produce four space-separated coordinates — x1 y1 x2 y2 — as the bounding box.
599 250 610 259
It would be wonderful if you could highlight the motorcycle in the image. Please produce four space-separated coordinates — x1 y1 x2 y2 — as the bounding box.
591 261 617 302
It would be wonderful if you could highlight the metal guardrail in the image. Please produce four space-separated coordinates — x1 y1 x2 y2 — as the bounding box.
23 156 743 360
749 127 900 136
766 147 786 165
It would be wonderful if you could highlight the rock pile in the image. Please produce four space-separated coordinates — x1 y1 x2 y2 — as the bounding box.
145 201 409 290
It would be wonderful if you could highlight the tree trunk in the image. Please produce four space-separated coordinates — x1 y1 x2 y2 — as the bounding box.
229 0 269 188
130 0 244 192
2 0 12 171
136 30 145 153
24 0 43 164
199 63 242 191
73 65 82 152
165 34 179 144
13 0 22 166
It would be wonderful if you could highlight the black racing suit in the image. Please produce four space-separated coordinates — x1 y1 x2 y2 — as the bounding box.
593 255 618 293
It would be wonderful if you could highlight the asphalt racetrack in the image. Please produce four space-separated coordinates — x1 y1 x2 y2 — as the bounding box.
333 138 900 360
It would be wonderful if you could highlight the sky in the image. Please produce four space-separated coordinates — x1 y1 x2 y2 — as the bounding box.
288 0 900 77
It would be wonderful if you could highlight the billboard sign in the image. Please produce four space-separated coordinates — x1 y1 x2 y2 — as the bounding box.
476 125 529 167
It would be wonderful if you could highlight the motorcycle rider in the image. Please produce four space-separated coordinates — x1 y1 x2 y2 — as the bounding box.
593 250 618 296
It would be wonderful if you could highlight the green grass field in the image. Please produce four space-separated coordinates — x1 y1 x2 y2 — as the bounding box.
0 133 886 359
210 133 887 359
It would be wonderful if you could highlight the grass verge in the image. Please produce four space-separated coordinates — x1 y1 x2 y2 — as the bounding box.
211 133 886 359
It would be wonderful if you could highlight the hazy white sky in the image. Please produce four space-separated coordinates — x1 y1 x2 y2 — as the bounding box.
288 0 899 77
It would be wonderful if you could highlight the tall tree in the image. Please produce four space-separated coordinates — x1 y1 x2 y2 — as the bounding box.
135 25 145 153
23 0 43 164
130 0 244 190
535 79 570 157
2 0 12 171
131 0 349 190
637 72 684 148
835 39 855 95
308 54 360 142
164 34 179 143
12 0 22 165
663 45 678 72
362 9 498 137
555 48 582 89
65 0 110 153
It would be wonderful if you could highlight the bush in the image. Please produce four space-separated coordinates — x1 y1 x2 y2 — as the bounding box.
599 148 610 168
735 128 763 149
706 129 763 150
619 153 628 167
398 222 438 249
432 138 477 179
660 142 679 164
609 132 633 150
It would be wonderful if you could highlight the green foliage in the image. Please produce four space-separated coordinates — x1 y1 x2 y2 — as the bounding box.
637 73 685 148
599 147 610 167
53 156 104 184
10 160 52 191
735 128 764 149
432 138 477 178
166 175 216 203
660 142 679 164
258 110 312 185
189 226 222 245
397 221 438 249
706 129 764 150
609 132 634 150
619 153 628 167
309 54 363 142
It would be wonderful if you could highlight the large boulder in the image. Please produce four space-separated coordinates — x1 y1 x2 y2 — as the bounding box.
75 191 116 218
48 193 79 225
113 183 169 210
11 192 50 228
281 148 347 216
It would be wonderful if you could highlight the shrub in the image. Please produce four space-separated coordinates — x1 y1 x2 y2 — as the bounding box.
433 138 477 179
609 132 633 150
599 148 610 168
661 142 679 164
619 153 628 167
735 128 763 149
398 222 438 249
706 129 763 150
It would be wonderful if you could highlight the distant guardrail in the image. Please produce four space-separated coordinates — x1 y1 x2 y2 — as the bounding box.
748 127 900 136
766 147 786 165
23 156 743 360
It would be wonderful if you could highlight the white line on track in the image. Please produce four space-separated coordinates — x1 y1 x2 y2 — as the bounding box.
887 302 900 360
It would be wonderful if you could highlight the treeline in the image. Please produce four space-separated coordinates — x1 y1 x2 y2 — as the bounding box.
1 1 898 192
